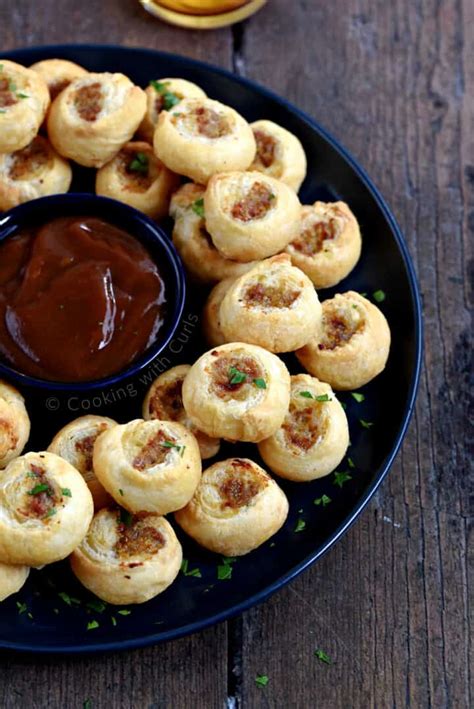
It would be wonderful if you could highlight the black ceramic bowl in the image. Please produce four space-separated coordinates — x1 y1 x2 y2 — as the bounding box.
0 193 186 391
0 45 422 654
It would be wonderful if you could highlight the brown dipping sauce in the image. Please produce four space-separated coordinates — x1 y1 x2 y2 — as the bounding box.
0 216 167 382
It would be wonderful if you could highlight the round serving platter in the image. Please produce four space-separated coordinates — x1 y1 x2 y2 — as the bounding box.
0 45 422 654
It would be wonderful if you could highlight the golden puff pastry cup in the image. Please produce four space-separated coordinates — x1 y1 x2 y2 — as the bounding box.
0 562 29 602
286 201 362 289
202 277 235 348
47 72 147 167
30 58 88 101
170 183 259 284
0 60 50 154
93 419 202 515
219 254 322 353
296 291 391 390
138 78 207 144
182 342 291 442
153 97 256 184
258 374 349 481
70 508 182 605
0 135 72 211
0 381 30 469
204 171 301 262
175 457 289 556
143 364 220 460
47 415 117 510
249 119 307 192
96 141 180 219
0 451 93 567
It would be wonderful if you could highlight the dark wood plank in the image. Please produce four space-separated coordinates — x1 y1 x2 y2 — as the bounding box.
234 0 472 706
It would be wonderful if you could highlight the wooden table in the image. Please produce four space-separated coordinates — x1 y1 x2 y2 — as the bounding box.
0 1 471 707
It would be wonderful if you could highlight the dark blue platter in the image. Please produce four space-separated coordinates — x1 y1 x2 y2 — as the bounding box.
0 45 422 654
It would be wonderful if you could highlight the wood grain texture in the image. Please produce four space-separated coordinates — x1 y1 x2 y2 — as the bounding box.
0 0 471 707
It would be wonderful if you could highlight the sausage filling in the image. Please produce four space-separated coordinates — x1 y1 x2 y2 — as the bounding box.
318 309 363 350
148 378 184 420
22 464 60 520
0 77 18 108
115 511 165 561
219 459 265 509
75 423 109 473
231 182 275 222
74 82 103 122
283 403 324 451
253 130 276 168
209 352 264 401
132 429 173 470
8 138 50 181
118 148 154 193
244 279 301 309
177 106 231 138
292 216 341 256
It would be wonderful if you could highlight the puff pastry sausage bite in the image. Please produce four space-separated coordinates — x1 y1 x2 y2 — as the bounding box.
0 135 72 210
0 562 29 602
296 291 391 390
143 365 220 460
70 508 182 605
93 419 202 515
202 277 235 348
170 183 259 284
258 374 349 481
0 381 30 469
30 58 88 101
204 172 301 262
219 254 322 352
96 141 179 219
47 415 117 509
175 458 289 556
286 201 362 289
153 97 256 184
138 78 206 144
0 60 50 154
182 343 291 442
0 451 93 567
249 120 307 192
47 73 147 167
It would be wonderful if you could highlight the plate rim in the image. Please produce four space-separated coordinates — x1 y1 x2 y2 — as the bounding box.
0 44 423 654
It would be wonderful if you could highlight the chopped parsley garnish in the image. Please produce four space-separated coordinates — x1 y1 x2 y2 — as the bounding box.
314 648 332 664
44 507 57 519
61 487 72 497
17 92 29 99
373 289 386 303
299 391 331 402
314 494 331 507
0 109 6 114
149 79 181 110
359 419 374 429
315 393 331 402
86 600 106 613
161 440 185 456
294 518 306 533
111 617 117 627
119 488 124 496
255 675 269 688
181 558 202 578
28 483 50 496
118 609 131 616
119 509 133 527
217 555 236 580
253 378 267 389
16 601 27 615
87 620 99 631
58 591 81 607
333 471 352 488
228 366 247 385
299 390 314 399
347 457 355 469
128 151 149 174
191 197 205 217
8 80 16 91
351 392 365 403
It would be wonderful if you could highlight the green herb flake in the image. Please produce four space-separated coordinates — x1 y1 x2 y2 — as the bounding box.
149 80 181 110
333 471 352 488
86 620 99 631
217 564 232 580
119 488 124 496
180 445 186 458
299 390 314 399
84 700 92 709
58 591 81 607
16 92 29 99
118 609 131 616
161 440 182 450
111 617 117 627
314 648 332 664
222 556 237 565
314 494 331 507
128 151 149 174
253 378 267 389
315 393 331 402
228 366 247 385
61 487 72 497
351 392 365 403
373 289 386 303
44 507 57 519
86 599 106 613
181 558 202 578
16 601 27 615
359 419 374 429
150 79 170 93
294 518 306 533
191 197 205 218
255 674 269 688
8 80 16 91
0 109 6 114
119 509 134 527
28 483 50 496
347 457 355 469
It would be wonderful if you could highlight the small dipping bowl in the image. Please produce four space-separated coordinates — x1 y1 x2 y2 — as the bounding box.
0 193 186 392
